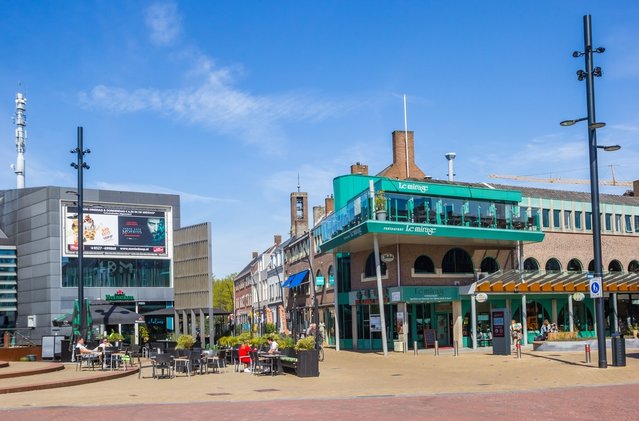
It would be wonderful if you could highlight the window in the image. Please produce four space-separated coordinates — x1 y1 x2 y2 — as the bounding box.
575 211 582 229
513 301 550 331
605 213 612 231
564 210 572 229
523 258 540 271
545 258 561 273
480 257 499 274
414 255 435 274
629 260 639 273
608 260 623 272
542 209 550 228
625 215 632 233
585 212 592 230
616 215 622 232
442 248 474 273
364 253 386 278
553 210 561 229
635 216 639 233
567 258 583 272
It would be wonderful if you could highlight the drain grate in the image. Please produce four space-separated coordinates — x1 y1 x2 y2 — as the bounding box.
207 392 232 396
254 388 280 393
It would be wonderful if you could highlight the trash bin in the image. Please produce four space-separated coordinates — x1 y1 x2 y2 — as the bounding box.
611 333 626 367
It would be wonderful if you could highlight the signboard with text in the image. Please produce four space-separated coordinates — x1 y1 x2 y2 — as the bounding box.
62 202 171 259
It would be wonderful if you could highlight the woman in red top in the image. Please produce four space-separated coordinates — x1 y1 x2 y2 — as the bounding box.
238 340 252 372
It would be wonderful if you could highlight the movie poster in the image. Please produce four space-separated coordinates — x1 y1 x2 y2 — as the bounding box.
62 202 170 258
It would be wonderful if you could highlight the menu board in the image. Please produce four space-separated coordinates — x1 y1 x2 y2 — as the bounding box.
423 329 437 348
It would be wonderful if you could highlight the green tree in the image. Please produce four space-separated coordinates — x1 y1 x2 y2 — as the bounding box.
213 273 235 312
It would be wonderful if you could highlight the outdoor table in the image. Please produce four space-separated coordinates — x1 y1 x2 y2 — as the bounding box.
258 352 282 375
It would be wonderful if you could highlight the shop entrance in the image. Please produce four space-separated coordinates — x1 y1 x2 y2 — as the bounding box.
435 312 452 346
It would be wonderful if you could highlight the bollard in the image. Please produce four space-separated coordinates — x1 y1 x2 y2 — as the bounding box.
413 341 418 356
585 344 591 363
516 342 522 359
434 340 439 356
453 340 459 356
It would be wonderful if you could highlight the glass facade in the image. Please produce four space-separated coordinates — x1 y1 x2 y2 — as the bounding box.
0 248 17 329
62 257 171 288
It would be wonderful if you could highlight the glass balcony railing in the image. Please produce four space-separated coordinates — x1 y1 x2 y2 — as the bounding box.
317 191 541 244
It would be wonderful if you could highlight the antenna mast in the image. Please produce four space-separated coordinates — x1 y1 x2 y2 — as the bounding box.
14 92 27 189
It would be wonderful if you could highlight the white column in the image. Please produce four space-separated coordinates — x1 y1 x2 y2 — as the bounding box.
471 295 477 349
568 295 574 332
521 294 528 346
452 300 462 348
373 233 388 356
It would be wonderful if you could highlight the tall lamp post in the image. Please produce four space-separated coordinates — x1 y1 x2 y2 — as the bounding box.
560 15 620 369
70 127 90 340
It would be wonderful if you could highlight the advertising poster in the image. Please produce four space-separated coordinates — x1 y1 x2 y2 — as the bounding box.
62 202 171 258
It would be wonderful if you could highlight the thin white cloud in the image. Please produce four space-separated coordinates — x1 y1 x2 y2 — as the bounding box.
94 181 236 204
145 2 181 46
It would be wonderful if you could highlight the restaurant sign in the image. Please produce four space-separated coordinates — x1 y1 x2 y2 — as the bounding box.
389 286 459 303
106 290 135 302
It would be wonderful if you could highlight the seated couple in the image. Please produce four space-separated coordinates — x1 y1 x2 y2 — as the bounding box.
239 338 279 373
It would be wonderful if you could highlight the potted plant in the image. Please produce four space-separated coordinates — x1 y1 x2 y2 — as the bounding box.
175 334 195 349
294 336 319 377
375 190 387 221
138 325 150 344
107 330 125 347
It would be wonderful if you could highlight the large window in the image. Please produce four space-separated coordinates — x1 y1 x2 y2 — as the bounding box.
567 258 583 272
480 257 499 274
62 257 171 288
364 253 386 278
523 258 540 271
545 258 561 273
513 301 550 331
553 210 561 229
542 209 550 228
414 255 435 274
442 248 473 274
609 260 623 272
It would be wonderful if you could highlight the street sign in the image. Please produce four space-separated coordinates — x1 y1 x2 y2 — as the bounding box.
589 276 602 298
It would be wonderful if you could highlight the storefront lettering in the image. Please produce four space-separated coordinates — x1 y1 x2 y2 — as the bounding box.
398 182 429 193
405 225 435 235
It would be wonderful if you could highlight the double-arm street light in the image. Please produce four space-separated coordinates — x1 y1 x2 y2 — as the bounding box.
560 15 620 369
70 127 90 341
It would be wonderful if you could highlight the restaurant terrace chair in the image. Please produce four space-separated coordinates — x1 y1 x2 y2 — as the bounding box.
173 351 191 377
138 351 158 379
153 353 174 379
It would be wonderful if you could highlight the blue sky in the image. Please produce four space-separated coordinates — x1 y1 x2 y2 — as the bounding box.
1 1 638 277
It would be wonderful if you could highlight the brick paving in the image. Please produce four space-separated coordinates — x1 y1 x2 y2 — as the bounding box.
0 347 638 420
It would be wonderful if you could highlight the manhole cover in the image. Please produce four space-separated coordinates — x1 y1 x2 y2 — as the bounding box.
254 388 279 393
207 392 232 396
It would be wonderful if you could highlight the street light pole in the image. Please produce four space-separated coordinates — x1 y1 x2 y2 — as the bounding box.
70 127 90 340
582 14 607 369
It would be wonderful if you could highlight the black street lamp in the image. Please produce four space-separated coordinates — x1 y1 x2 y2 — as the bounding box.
561 15 620 369
70 127 90 340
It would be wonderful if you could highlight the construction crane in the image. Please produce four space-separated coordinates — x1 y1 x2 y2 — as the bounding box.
488 174 632 187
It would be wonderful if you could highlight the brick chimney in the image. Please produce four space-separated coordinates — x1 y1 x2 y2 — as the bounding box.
325 194 334 214
313 205 326 226
274 235 282 246
350 162 368 175
377 131 427 180
634 180 639 197
252 251 258 259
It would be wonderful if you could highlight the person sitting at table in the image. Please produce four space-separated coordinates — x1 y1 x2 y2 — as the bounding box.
238 340 252 372
267 337 279 354
75 337 101 367
95 338 112 352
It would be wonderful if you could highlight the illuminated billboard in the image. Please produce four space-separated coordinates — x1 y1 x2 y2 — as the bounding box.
62 202 172 258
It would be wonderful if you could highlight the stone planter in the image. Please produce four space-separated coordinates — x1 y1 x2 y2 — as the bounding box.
296 349 319 377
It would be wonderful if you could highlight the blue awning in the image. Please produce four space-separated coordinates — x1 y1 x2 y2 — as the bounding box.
282 270 309 288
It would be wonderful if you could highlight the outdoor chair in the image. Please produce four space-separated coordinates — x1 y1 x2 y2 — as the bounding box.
173 351 191 377
153 353 174 379
204 350 221 374
189 350 203 374
249 350 269 375
75 351 100 371
138 351 158 379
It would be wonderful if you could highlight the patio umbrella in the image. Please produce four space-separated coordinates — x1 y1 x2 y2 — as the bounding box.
69 299 93 341
54 303 141 327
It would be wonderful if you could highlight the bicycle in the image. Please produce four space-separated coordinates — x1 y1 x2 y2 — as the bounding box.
317 343 324 362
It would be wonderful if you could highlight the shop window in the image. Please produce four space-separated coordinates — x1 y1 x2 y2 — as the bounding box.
364 253 386 278
608 260 623 272
513 301 550 332
442 248 473 274
545 258 561 273
628 260 639 273
558 302 593 332
480 257 499 274
567 258 583 273
414 255 435 274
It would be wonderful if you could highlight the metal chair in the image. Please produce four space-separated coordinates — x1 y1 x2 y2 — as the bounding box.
173 351 191 377
152 353 174 379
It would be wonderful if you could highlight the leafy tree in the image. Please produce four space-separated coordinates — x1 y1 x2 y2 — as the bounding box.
213 273 235 312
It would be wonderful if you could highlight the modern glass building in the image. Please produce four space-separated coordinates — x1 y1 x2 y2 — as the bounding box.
0 186 180 344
